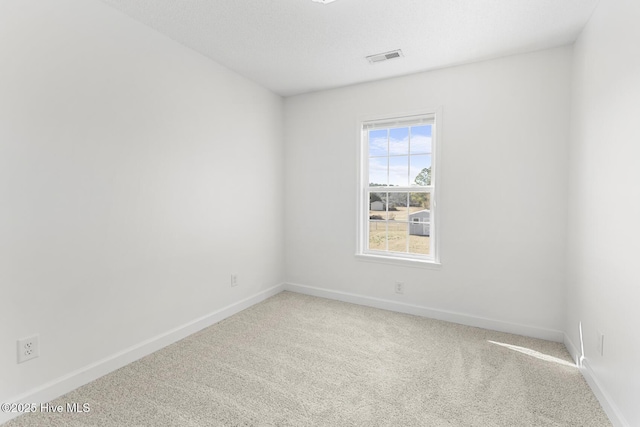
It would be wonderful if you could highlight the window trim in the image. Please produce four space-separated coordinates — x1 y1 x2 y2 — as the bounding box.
355 108 442 267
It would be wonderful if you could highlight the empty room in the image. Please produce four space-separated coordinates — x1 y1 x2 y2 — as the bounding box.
1 0 638 425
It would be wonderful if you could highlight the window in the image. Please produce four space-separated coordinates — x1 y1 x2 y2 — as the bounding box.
357 112 438 264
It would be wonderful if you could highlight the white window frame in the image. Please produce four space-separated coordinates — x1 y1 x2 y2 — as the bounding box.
356 110 441 267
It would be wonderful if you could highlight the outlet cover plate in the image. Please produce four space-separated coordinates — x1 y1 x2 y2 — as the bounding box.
395 282 404 294
17 335 39 364
596 330 604 356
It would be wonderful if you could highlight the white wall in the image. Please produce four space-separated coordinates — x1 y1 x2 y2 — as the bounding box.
284 47 572 338
566 0 640 425
0 0 283 405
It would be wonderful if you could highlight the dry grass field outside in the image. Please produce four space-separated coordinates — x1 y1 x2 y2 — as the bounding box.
369 206 430 255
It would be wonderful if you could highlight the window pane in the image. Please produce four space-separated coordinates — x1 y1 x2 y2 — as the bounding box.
369 129 388 157
369 158 387 186
410 125 432 154
369 221 387 251
389 127 409 155
410 155 431 186
387 221 408 253
408 192 430 255
388 156 409 186
369 191 387 209
409 191 431 210
369 192 392 220
409 234 430 255
387 192 408 214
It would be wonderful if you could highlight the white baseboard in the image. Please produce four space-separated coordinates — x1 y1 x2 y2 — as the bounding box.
563 333 629 427
0 283 285 426
580 361 629 427
563 332 582 366
283 282 564 342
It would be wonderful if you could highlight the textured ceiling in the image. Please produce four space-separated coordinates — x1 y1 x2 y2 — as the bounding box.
99 0 599 96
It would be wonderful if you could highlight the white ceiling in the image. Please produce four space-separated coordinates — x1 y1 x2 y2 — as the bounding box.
99 0 599 97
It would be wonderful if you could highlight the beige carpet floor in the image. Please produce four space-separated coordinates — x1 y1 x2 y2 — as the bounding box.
5 291 611 426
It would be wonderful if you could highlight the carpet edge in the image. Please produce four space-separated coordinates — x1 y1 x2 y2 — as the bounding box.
284 282 564 341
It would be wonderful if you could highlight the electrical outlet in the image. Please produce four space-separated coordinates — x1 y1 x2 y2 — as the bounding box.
17 335 39 364
596 330 604 356
395 282 404 294
230 274 238 287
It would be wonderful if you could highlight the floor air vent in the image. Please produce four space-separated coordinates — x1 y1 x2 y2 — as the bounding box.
366 49 403 64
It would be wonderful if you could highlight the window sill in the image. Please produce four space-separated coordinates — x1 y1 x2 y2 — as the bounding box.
355 253 442 269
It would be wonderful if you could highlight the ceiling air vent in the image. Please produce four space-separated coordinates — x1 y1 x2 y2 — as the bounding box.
366 49 403 64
